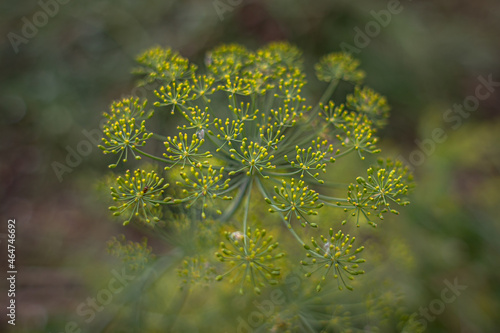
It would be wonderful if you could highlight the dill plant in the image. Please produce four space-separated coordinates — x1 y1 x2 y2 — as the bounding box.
97 42 414 330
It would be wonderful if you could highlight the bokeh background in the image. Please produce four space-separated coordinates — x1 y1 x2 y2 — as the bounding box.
1 0 499 332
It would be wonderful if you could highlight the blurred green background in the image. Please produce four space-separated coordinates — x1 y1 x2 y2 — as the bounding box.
1 0 499 332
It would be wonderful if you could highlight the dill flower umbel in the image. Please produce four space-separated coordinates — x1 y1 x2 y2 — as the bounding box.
107 235 155 271
215 228 284 294
99 97 154 168
301 229 365 291
177 255 216 290
109 169 169 225
337 159 414 226
346 86 390 127
265 178 323 227
134 46 197 84
176 165 232 219
315 52 365 84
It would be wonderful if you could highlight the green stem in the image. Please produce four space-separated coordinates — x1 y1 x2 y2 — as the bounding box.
318 194 349 202
262 169 301 177
322 201 349 208
334 147 355 159
133 148 172 164
242 177 254 251
169 287 190 331
220 177 250 222
303 79 340 130
264 87 276 114
151 133 168 141
312 79 339 116
281 214 306 246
